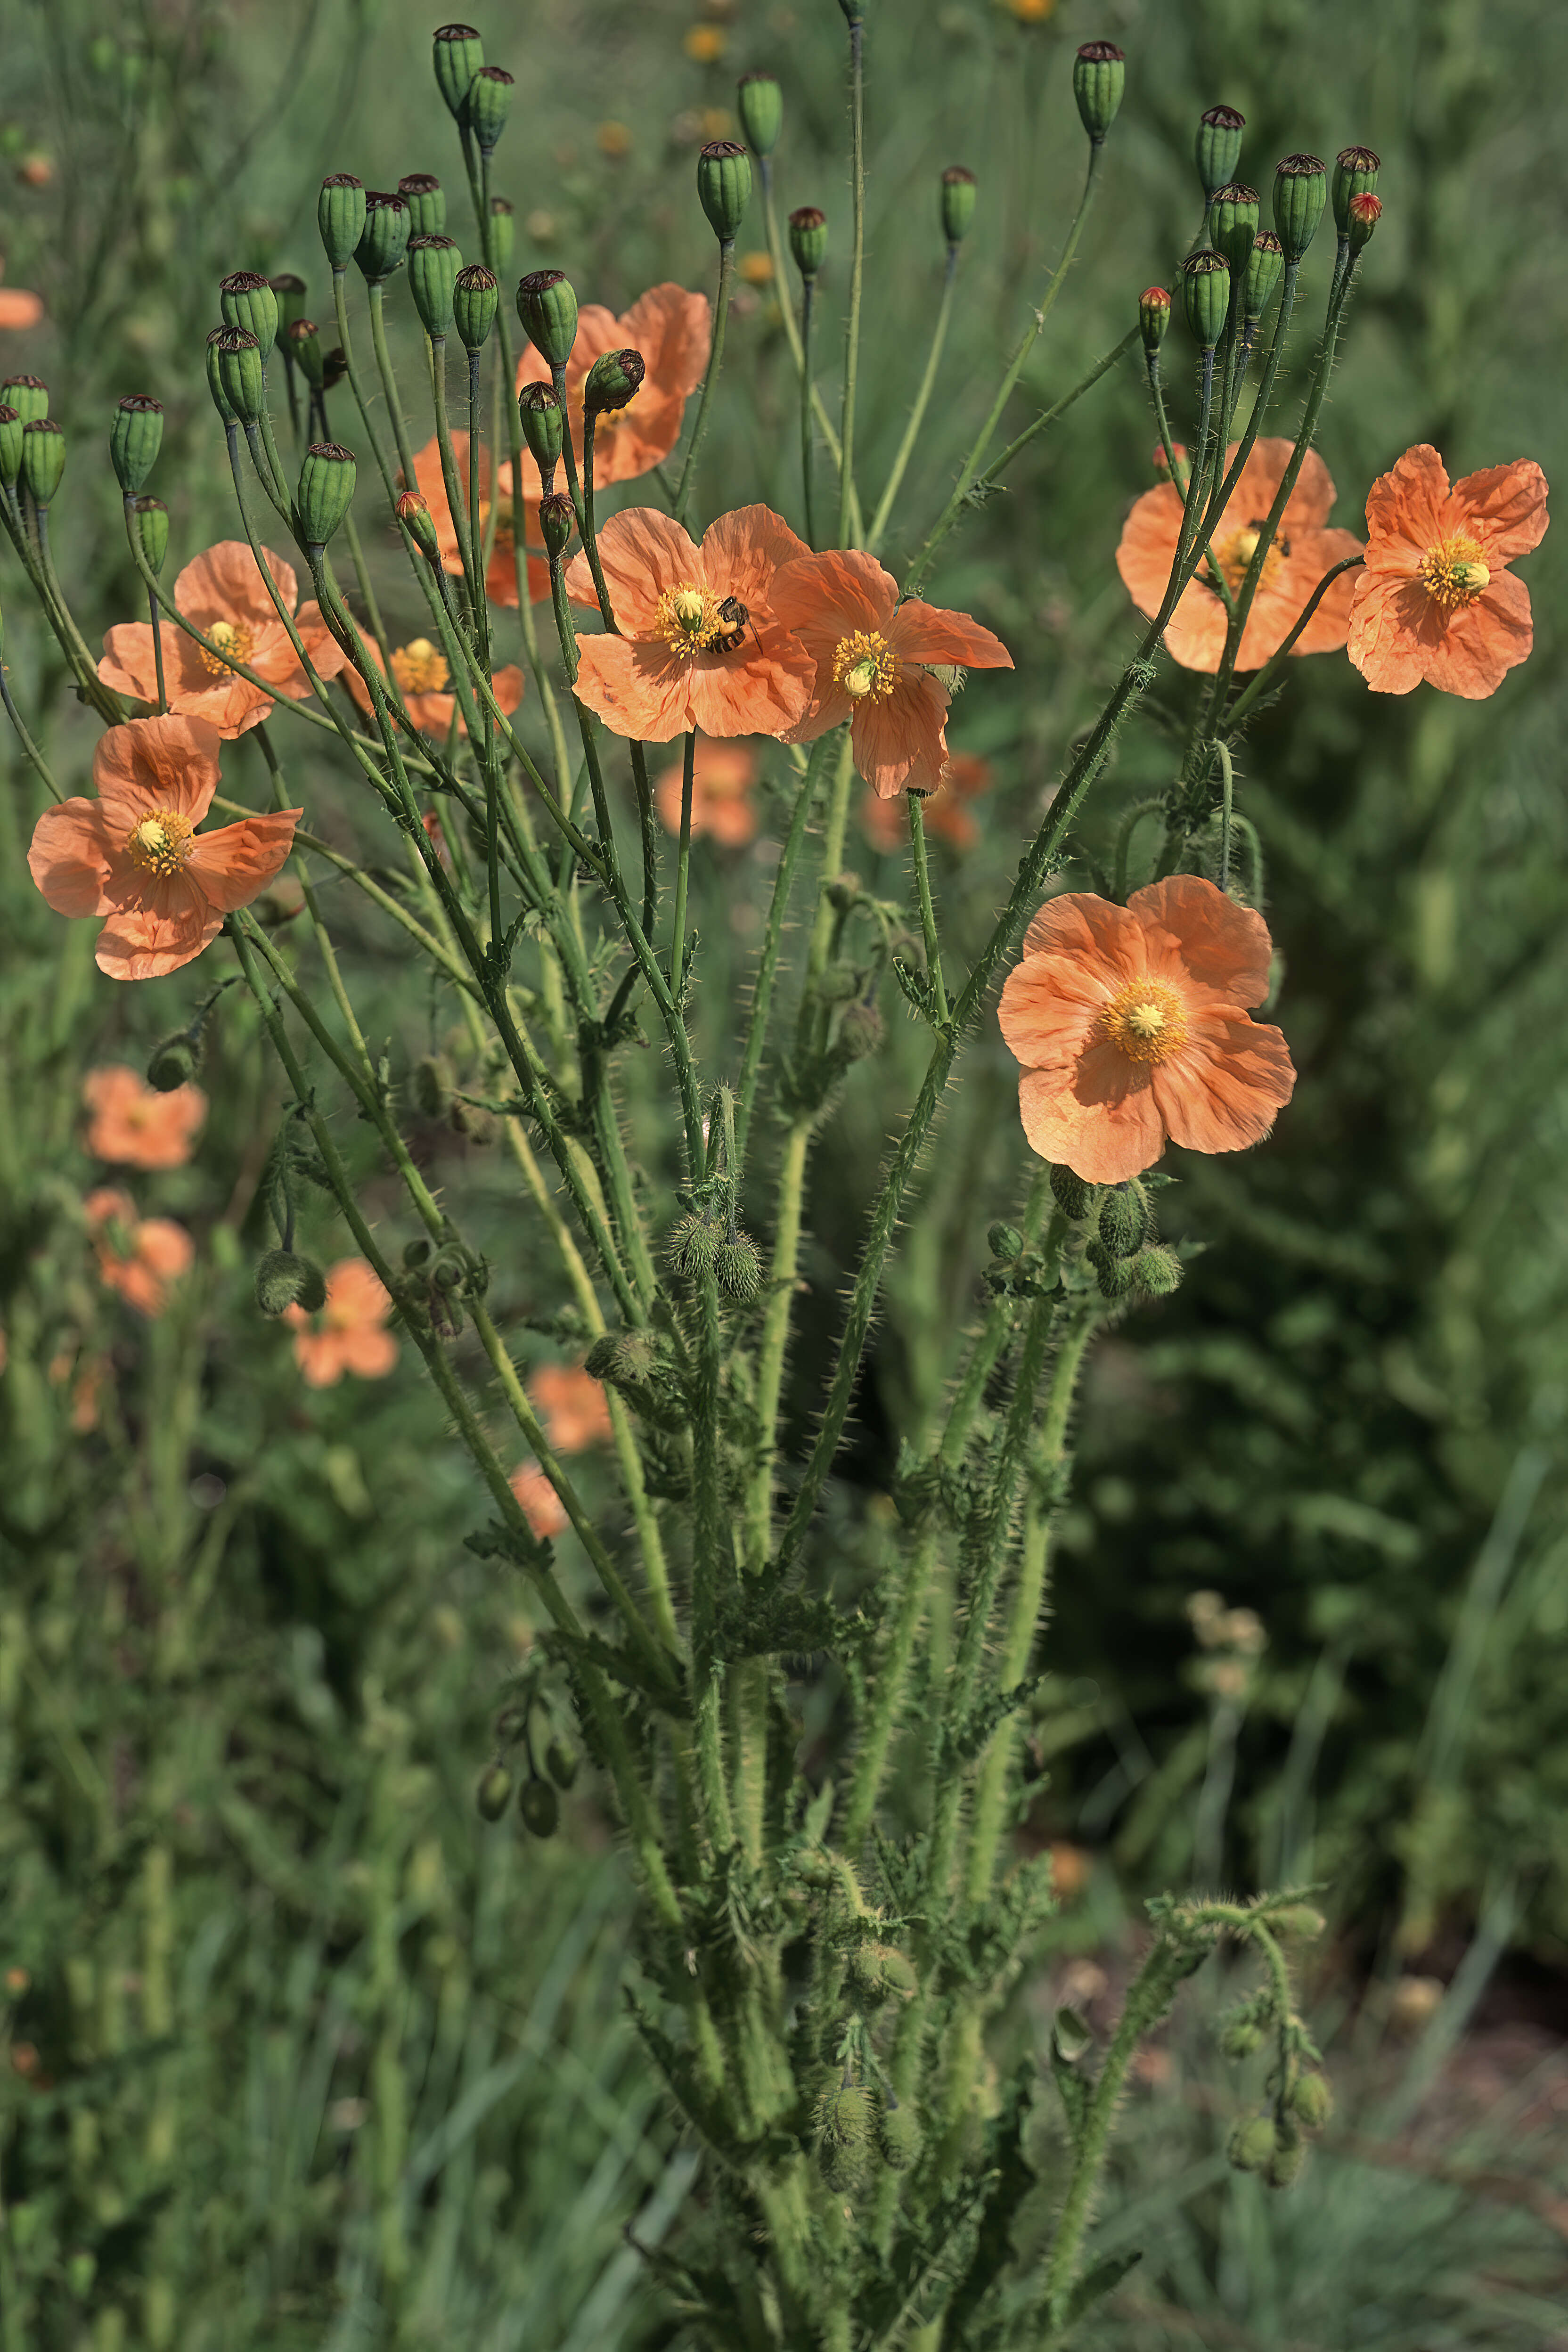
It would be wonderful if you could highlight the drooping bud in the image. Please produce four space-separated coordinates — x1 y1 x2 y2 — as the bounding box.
544 1731 579 1790
109 395 163 497
1266 2127 1307 2189
878 2096 921 2172
270 273 308 337
487 196 515 271
668 1211 724 1279
1273 154 1327 261
433 22 485 120
1195 104 1245 200
398 172 446 236
220 269 278 357
1243 231 1284 326
475 1762 513 1821
397 490 442 564
788 205 827 279
1331 146 1380 233
1072 42 1126 146
1346 192 1381 254
516 268 578 368
1050 1163 1098 1221
716 1233 762 1303
518 382 564 489
1181 249 1230 349
1098 1183 1148 1258
212 326 265 425
837 1000 883 1060
987 1222 1024 1263
0 407 23 486
318 174 367 270
133 495 169 574
940 165 977 249
1290 2072 1333 2130
696 139 751 242
355 190 410 285
1 374 47 425
408 234 461 338
583 346 645 418
147 1032 199 1091
1129 1244 1183 1298
538 489 575 564
1226 2113 1278 2175
20 418 65 503
1218 2012 1265 2059
453 262 498 353
288 318 325 390
466 65 514 156
1138 285 1171 351
296 441 357 552
321 346 348 393
1209 182 1258 277
737 70 783 156
516 1776 560 1838
254 1249 327 1317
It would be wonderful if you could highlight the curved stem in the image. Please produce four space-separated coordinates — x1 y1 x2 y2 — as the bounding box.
906 791 949 1023
866 246 957 556
673 240 735 530
0 663 61 800
1223 555 1364 732
670 729 697 1002
733 747 823 1169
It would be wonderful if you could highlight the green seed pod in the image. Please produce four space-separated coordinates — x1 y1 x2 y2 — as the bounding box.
736 70 783 157
475 1762 513 1821
519 382 564 488
878 2096 921 2172
696 139 751 243
0 406 23 487
988 1222 1024 1264
1226 2113 1277 2174
398 172 446 236
205 335 235 426
544 1732 579 1790
296 440 357 552
789 205 827 279
318 173 368 270
940 165 976 248
583 346 645 418
1072 41 1126 146
1049 1163 1098 1221
133 495 170 574
220 269 278 358
1 374 48 425
147 1032 199 1091
270 273 308 337
538 488 575 564
20 419 65 504
1290 2071 1333 2130
466 65 514 157
1209 182 1258 278
488 196 515 272
254 1249 327 1317
1195 104 1245 201
1331 146 1380 234
516 268 579 368
287 318 325 391
212 326 265 425
408 234 461 338
517 1775 560 1838
716 1234 762 1304
669 1211 724 1279
1098 1183 1148 1257
1346 192 1382 254
1181 248 1231 349
356 190 410 285
433 21 485 120
1273 153 1328 262
1139 284 1172 351
454 262 499 354
1243 231 1284 326
109 395 163 497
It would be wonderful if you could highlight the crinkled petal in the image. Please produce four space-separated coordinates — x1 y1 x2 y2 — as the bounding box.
697 504 812 611
1416 570 1533 698
29 798 118 916
1151 1005 1295 1155
771 547 896 637
686 631 814 738
997 951 1113 1069
1017 1050 1166 1184
1452 458 1549 564
94 878 221 980
92 715 224 826
568 506 701 630
1115 482 1185 619
852 674 950 797
573 637 695 740
890 599 1012 670
1019 890 1150 977
1363 444 1450 574
186 808 302 912
175 540 298 630
1130 876 1274 1008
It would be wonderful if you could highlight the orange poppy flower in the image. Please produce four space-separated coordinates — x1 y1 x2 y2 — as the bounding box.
769 550 1013 798
0 257 42 330
84 1186 194 1318
527 1362 613 1453
404 433 550 608
516 283 710 492
282 1258 398 1387
509 1461 568 1540
28 715 302 981
99 542 346 737
1116 438 1364 673
653 737 760 845
861 750 991 851
997 876 1296 1184
343 638 525 737
1346 444 1549 699
82 1064 206 1169
564 505 815 741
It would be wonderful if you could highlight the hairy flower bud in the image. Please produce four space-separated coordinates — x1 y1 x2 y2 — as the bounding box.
519 381 564 489
1052 2006 1094 2064
516 1775 560 1837
516 268 578 368
987 1221 1024 1263
1243 230 1284 327
220 269 278 357
254 1249 327 1317
466 65 514 156
270 272 308 338
538 488 575 564
1219 2010 1265 2059
433 21 485 119
296 441 357 552
109 395 163 497
1273 154 1327 262
1138 284 1171 351
288 318 325 390
398 172 446 235
397 490 442 565
716 1233 762 1303
0 406 23 487
1209 182 1258 277
1226 2113 1277 2174
133 495 169 574
583 346 645 418
1266 2127 1307 2188
147 1032 198 1091
355 190 410 284
318 173 367 270
697 139 751 242
788 205 827 279
1346 191 1382 253
1195 104 1245 200
453 262 498 353
737 69 783 156
212 326 264 425
940 164 977 249
408 234 460 337
1 374 48 425
1290 2071 1333 2130
837 1000 884 1061
1072 41 1126 146
21 417 65 503
1131 1244 1183 1298
1181 249 1230 349
878 2095 921 2172
669 1211 724 1278
1050 1163 1098 1221
475 1762 513 1821
1331 146 1380 233
1098 1183 1148 1257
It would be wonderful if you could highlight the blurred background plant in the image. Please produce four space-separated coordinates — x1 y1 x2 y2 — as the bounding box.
1 0 1565 2343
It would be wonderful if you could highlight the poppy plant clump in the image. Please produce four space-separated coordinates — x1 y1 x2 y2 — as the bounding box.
98 541 346 735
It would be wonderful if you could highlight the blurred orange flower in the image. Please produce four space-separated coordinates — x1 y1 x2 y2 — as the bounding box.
343 638 525 738
28 715 301 981
517 283 710 495
1347 444 1549 699
99 542 346 736
0 256 42 330
861 751 991 851
654 737 760 845
85 1187 194 1318
82 1065 206 1169
1116 439 1364 672
404 433 550 609
510 1462 568 1539
283 1259 397 1388
528 1362 613 1453
998 876 1295 1184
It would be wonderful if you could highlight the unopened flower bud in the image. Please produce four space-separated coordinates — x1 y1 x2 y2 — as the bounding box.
940 165 977 248
987 1221 1024 1264
1273 154 1327 261
538 489 575 564
453 262 498 353
1 374 48 425
220 269 278 357
213 326 265 425
398 172 446 235
133 495 169 574
716 1233 762 1303
1290 2071 1332 2130
1052 2006 1094 2064
321 345 348 393
408 233 460 337
487 196 515 271
1195 104 1245 200
1346 191 1381 253
788 205 827 279
737 70 783 156
518 382 564 488
1219 2013 1265 2059
1226 2113 1277 2174
1072 41 1126 146
270 272 308 337
669 1211 724 1278
1097 1183 1148 1258
1131 1244 1182 1297
1138 285 1171 351
583 346 645 417
878 2096 921 2172
1086 1241 1133 1299
475 1762 513 1821
1331 146 1380 233
296 441 357 552
1050 1164 1098 1221
254 1249 327 1317
837 1000 883 1061
1181 249 1230 349
356 190 410 284
466 65 514 156
517 1775 560 1837
0 407 22 487
516 268 578 368
147 1032 198 1092
433 22 485 119
1209 182 1258 276
544 1732 578 1789
21 418 65 503
397 490 442 564
318 173 367 270
1243 231 1284 326
1266 2128 1307 2189
697 139 751 242
288 318 325 390
109 395 163 497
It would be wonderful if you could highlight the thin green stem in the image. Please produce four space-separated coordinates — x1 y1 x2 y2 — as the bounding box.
0 663 61 800
907 792 949 1023
799 275 818 549
866 247 958 556
673 240 735 529
1223 555 1364 732
430 336 477 589
146 580 167 712
580 411 618 627
733 748 824 1168
368 282 421 496
670 729 697 1002
838 16 866 549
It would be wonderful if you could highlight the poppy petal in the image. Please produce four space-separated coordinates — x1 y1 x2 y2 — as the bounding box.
1131 876 1274 1008
28 798 118 916
1152 1006 1295 1154
1018 1050 1166 1184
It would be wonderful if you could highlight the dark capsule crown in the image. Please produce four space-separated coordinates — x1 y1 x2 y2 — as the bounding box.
1201 104 1245 129
270 272 306 294
117 393 163 414
221 269 268 293
1076 39 1124 58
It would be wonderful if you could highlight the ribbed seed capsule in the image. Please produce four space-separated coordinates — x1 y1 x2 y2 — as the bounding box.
318 174 367 269
1 375 48 425
21 419 65 503
1072 41 1126 145
539 489 575 563
788 205 827 279
398 172 446 235
212 326 265 424
356 190 410 284
133 495 169 574
1331 147 1380 233
519 383 564 489
697 139 751 241
433 22 485 120
1273 154 1327 261
296 441 357 552
408 235 461 338
488 197 515 271
1243 231 1284 326
736 70 783 156
1181 249 1231 349
270 273 308 336
454 262 499 353
516 269 578 368
1138 285 1171 351
109 395 163 496
0 407 23 487
397 491 442 564
1209 182 1258 277
220 269 278 357
940 165 976 248
466 65 514 155
1195 104 1245 199
583 347 645 417
288 318 325 391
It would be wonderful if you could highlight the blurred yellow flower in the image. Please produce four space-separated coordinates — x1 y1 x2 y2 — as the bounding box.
1002 0 1056 19
685 24 728 62
596 119 633 158
701 106 735 139
738 251 774 286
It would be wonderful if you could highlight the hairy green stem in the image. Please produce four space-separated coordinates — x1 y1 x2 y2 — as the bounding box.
837 16 866 548
866 246 958 555
674 240 735 529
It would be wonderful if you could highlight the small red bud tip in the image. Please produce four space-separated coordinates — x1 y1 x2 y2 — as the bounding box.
1346 191 1382 251
538 488 575 562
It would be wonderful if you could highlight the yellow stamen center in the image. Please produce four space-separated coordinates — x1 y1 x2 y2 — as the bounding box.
1419 533 1490 609
832 629 898 701
126 808 195 876
655 581 723 659
391 637 450 696
1103 977 1188 1065
198 618 257 676
1213 522 1284 596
